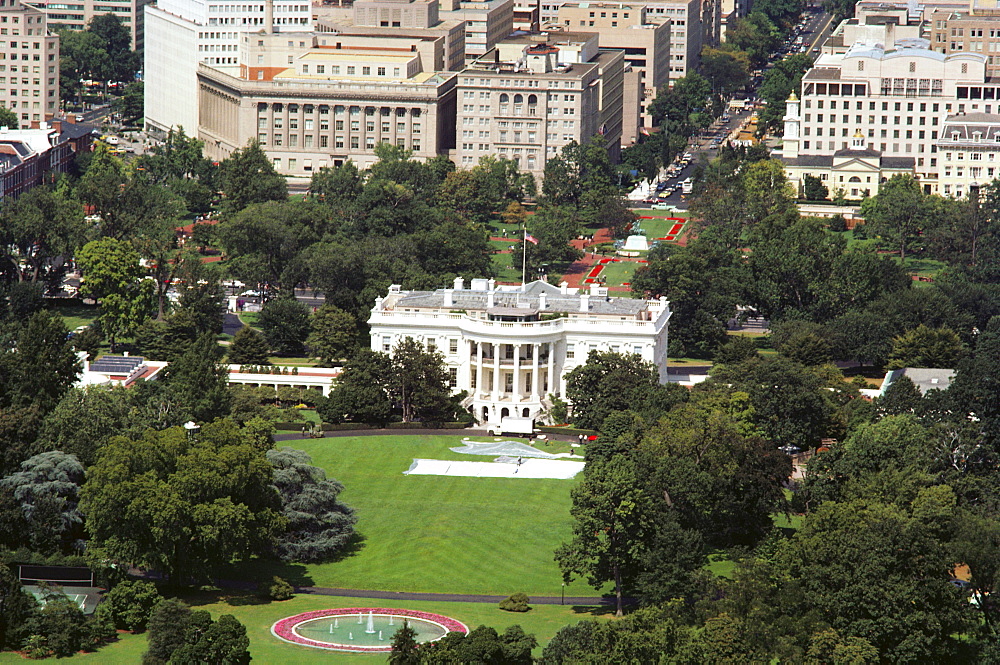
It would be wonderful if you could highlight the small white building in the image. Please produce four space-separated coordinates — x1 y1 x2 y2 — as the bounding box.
368 277 671 424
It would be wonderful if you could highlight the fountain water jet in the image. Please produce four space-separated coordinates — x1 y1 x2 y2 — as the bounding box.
366 611 376 634
379 630 383 641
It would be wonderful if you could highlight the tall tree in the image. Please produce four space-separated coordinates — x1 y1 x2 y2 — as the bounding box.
860 174 928 264
0 451 85 554
158 333 232 423
266 447 356 562
389 338 453 423
219 141 287 213
556 456 650 616
318 349 394 425
80 420 284 584
76 237 154 348
258 296 310 357
307 305 357 365
565 350 686 430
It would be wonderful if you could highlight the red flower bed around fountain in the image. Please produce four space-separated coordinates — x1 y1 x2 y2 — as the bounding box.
271 608 469 653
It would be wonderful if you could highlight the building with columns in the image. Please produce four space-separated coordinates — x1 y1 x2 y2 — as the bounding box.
367 277 671 425
197 31 457 174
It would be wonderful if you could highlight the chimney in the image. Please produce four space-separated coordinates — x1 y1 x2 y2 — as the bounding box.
488 278 496 291
265 0 274 33
487 291 495 307
538 292 547 310
454 276 464 290
443 288 454 307
560 281 569 295
580 294 590 312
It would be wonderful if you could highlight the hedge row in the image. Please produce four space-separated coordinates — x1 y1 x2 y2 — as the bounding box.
537 425 598 437
273 422 473 431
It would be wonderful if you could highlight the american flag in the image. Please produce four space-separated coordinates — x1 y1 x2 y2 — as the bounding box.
524 232 539 245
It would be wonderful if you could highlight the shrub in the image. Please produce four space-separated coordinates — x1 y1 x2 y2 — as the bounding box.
499 592 531 612
96 580 163 632
265 576 294 601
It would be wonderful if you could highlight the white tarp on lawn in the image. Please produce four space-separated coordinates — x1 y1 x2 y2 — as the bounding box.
404 458 585 480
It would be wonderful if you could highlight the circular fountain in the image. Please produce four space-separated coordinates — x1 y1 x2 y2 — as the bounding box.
271 608 468 652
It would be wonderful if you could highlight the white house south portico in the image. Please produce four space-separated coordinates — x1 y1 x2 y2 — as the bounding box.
368 278 672 424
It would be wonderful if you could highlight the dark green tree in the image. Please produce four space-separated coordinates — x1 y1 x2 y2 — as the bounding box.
802 174 829 201
258 297 310 357
318 350 394 424
95 581 162 632
390 337 453 423
81 420 284 584
228 325 271 365
307 305 357 365
556 456 650 616
143 598 191 664
158 333 232 423
219 141 287 213
389 620 420 665
860 174 929 264
266 447 356 562
564 351 686 430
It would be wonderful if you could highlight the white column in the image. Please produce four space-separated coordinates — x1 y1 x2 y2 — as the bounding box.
531 343 540 399
475 340 483 396
493 343 501 400
547 342 555 397
513 344 521 402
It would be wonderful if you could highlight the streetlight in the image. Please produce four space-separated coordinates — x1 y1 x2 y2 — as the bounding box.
561 582 565 605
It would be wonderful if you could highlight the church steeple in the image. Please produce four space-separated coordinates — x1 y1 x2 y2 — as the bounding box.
782 91 801 159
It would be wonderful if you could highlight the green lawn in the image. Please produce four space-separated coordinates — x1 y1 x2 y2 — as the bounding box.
238 312 261 327
46 301 100 331
233 435 591 598
598 260 639 288
632 216 686 242
0 632 147 664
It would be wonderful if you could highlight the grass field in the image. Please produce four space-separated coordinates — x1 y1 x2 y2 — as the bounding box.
233 435 590 598
46 301 100 330
598 260 639 288
632 216 686 242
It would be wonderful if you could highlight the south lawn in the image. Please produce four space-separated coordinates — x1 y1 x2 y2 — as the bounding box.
232 434 594 598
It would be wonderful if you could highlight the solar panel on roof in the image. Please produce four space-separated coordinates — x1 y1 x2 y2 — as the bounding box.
90 356 144 373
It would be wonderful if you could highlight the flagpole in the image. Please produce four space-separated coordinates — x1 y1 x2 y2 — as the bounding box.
521 227 527 289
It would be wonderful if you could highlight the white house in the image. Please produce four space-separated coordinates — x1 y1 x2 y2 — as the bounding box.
368 277 672 424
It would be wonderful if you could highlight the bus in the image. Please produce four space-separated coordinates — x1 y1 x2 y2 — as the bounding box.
681 177 694 194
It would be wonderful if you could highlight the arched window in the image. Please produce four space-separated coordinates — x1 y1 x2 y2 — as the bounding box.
528 94 538 105
514 94 523 104
500 93 509 103
849 176 862 183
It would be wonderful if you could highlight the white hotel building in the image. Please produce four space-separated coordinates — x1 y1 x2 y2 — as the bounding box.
368 277 672 424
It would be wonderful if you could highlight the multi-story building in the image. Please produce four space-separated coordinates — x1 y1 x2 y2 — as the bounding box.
555 3 668 137
144 0 313 136
453 31 624 179
447 0 513 58
315 0 467 72
935 112 1000 198
785 39 988 188
929 0 1000 75
368 278 672 425
197 31 457 174
0 1 59 127
645 0 701 81
31 0 151 50
315 0 512 62
782 94 915 199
